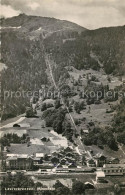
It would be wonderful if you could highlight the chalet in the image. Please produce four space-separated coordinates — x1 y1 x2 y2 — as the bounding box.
51 157 59 164
58 153 63 158
103 164 125 176
6 154 33 170
43 154 51 161
60 158 67 165
65 157 76 163
65 152 74 157
52 151 59 157
64 147 73 153
87 159 96 167
47 154 52 159
33 157 42 165
32 153 44 165
95 155 107 167
107 157 120 164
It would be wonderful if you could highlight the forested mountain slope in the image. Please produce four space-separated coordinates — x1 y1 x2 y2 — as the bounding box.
45 25 125 77
0 14 125 120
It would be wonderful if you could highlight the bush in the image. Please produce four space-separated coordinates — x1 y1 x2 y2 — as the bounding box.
55 99 61 109
117 132 125 145
41 103 47 111
72 181 85 195
25 107 35 117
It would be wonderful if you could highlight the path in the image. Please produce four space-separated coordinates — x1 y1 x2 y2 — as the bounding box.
43 52 92 158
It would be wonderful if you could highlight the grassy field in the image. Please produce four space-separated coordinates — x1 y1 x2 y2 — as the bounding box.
9 143 50 155
0 114 25 127
2 113 68 155
67 66 122 126
68 67 122 89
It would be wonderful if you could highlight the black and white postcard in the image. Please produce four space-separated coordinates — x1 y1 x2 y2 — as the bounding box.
0 0 125 194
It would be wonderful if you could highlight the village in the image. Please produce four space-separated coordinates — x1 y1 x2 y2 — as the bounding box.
0 113 125 192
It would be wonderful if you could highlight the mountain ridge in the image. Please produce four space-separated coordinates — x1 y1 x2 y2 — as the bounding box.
1 13 87 34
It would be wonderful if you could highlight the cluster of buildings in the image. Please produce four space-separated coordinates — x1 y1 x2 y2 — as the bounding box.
3 144 125 180
87 154 120 167
5 147 78 171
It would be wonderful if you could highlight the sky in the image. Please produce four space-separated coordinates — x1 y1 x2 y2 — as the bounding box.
1 0 125 29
